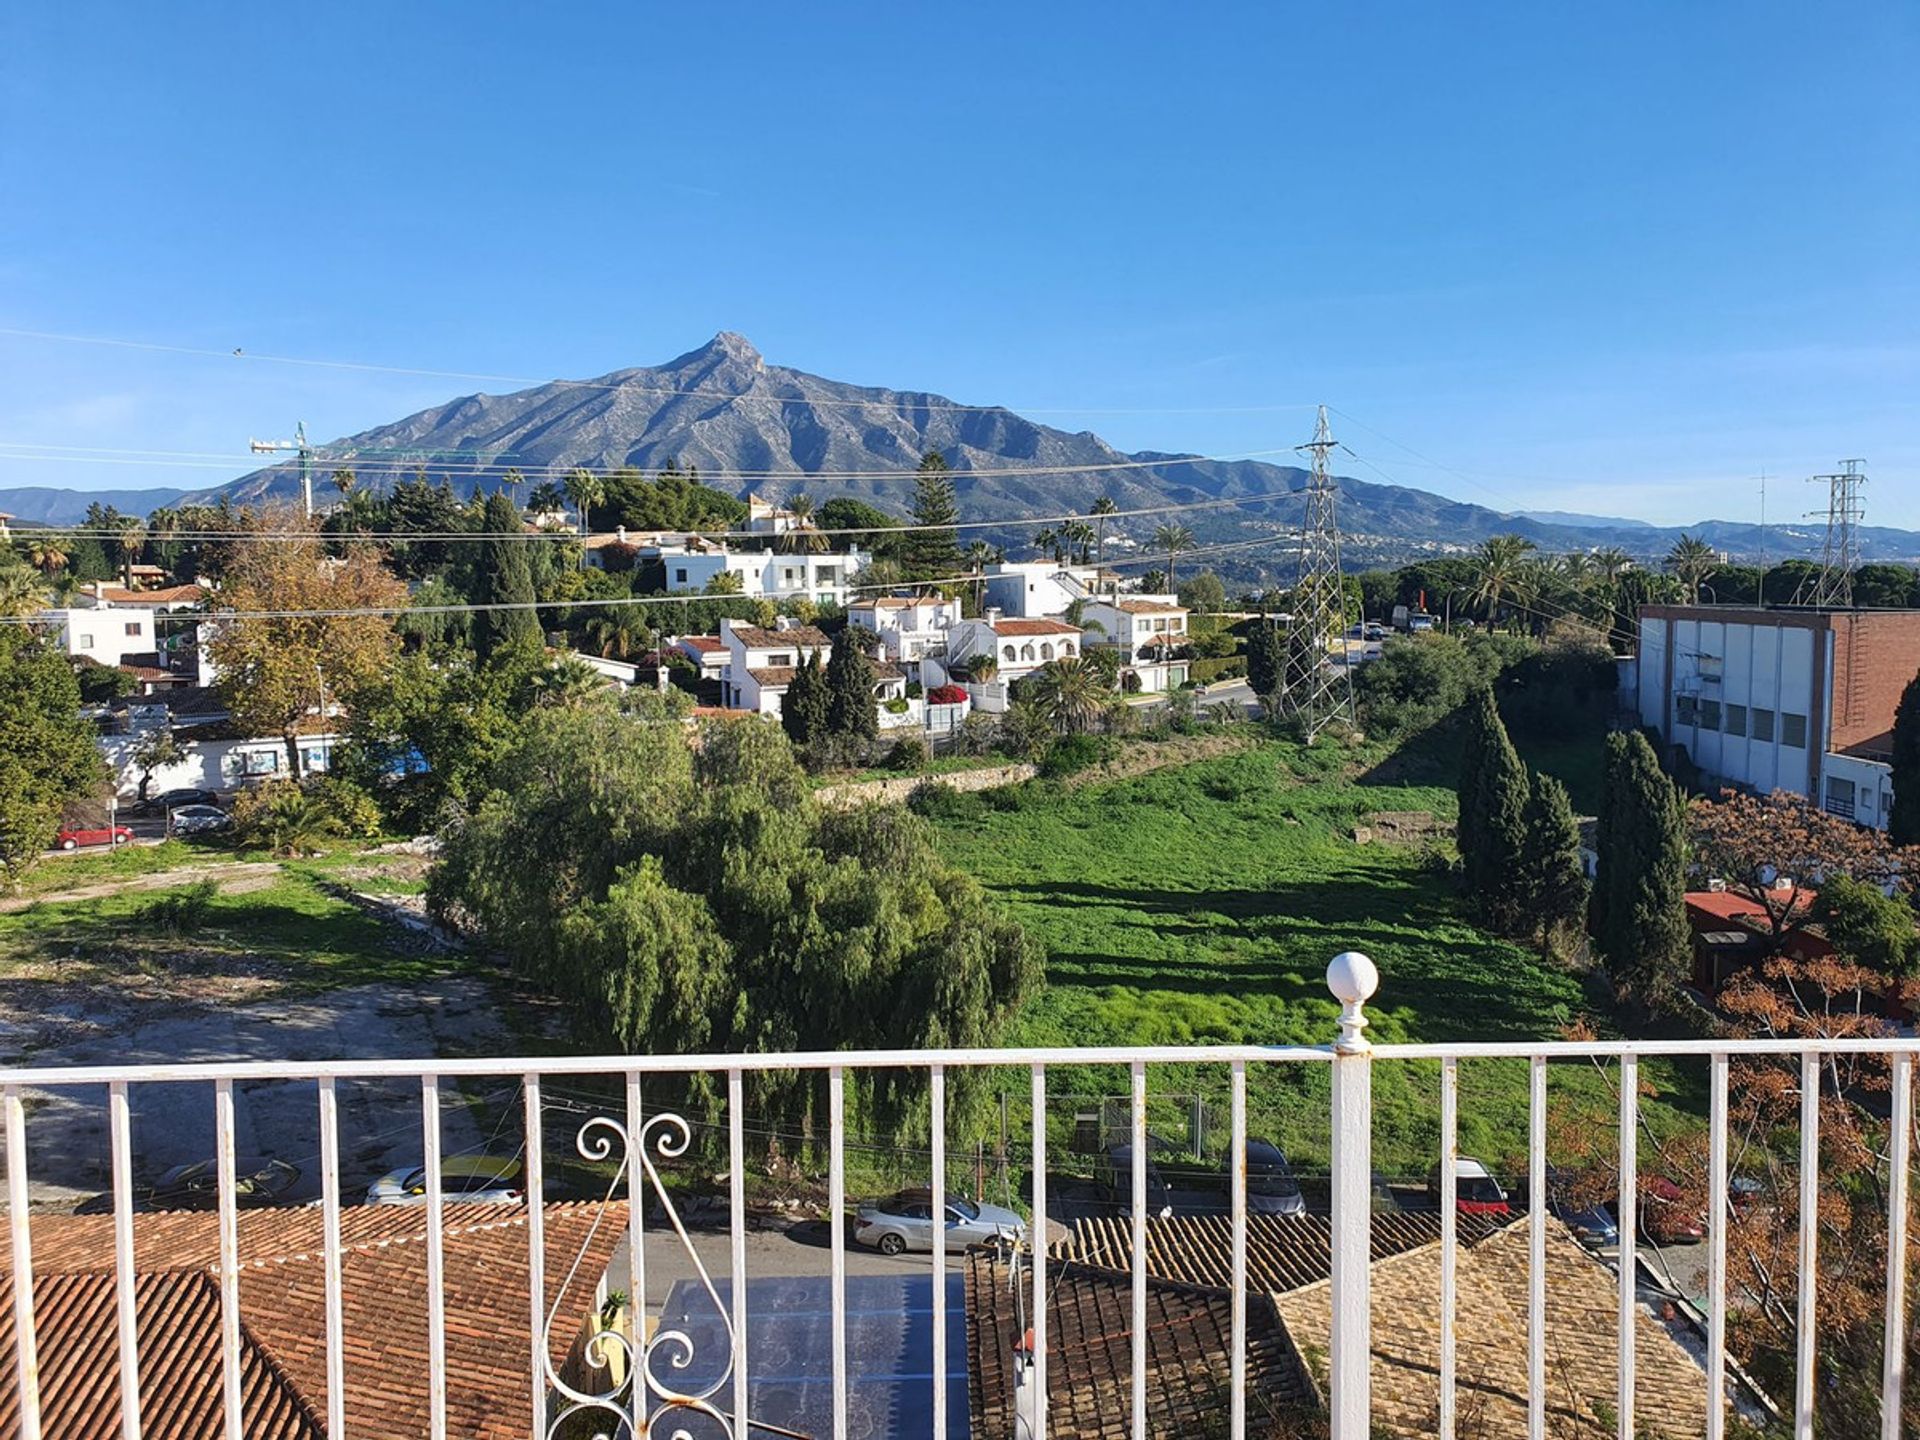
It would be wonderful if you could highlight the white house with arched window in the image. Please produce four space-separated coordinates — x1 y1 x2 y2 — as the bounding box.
937 612 1085 711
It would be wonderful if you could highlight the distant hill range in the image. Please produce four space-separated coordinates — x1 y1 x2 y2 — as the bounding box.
0 485 188 525
9 333 1917 574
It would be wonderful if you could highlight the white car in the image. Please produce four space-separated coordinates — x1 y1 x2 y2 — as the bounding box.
167 804 233 836
854 1190 1026 1255
367 1154 523 1206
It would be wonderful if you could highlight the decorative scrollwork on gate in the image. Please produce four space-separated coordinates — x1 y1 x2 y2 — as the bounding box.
543 1111 740 1440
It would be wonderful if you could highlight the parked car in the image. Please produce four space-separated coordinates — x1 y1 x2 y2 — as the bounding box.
1097 1143 1174 1218
1546 1168 1619 1247
1222 1139 1307 1216
1426 1157 1512 1217
149 1156 300 1211
54 822 133 851
167 804 233 836
145 787 218 815
1639 1177 1707 1244
367 1154 524 1206
853 1190 1026 1255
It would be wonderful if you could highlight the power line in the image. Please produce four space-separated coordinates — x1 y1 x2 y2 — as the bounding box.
0 326 1322 418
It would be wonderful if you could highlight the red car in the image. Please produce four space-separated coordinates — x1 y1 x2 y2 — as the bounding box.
54 823 134 851
1639 1178 1707 1244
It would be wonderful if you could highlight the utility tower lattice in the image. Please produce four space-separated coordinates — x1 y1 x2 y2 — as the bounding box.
1798 459 1868 608
1277 405 1356 739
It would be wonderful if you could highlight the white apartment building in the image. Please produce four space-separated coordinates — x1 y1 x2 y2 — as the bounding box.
41 583 211 676
1635 604 1920 830
1079 597 1191 693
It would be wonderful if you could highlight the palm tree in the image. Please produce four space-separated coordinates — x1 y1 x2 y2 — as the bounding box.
0 562 45 617
585 610 650 660
962 540 994 611
1090 496 1119 563
532 655 606 708
27 537 68 578
779 493 828 554
1032 527 1063 564
1469 533 1537 628
1061 521 1096 566
1025 655 1107 735
1152 523 1195 590
528 480 565 515
1664 534 1718 604
1555 551 1595 591
331 468 358 500
114 520 146 589
1592 547 1633 585
562 468 605 540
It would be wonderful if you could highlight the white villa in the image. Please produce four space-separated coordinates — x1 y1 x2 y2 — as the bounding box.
717 619 915 729
979 561 1108 619
653 543 870 607
845 595 962 675
1080 597 1191 693
41 582 213 681
936 612 1085 712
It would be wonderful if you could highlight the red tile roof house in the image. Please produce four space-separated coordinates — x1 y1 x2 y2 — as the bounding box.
0 1201 623 1439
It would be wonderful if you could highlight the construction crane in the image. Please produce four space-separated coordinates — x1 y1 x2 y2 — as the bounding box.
248 422 315 517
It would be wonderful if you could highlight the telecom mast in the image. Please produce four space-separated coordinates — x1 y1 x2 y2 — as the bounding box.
1800 459 1867 608
1276 405 1356 740
249 422 316 517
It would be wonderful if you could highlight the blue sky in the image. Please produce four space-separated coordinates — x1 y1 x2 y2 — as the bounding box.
2 2 1915 525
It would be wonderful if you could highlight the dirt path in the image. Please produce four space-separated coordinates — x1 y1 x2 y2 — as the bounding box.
0 861 286 913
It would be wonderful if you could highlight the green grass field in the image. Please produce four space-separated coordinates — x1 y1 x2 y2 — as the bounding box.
928 738 1700 1177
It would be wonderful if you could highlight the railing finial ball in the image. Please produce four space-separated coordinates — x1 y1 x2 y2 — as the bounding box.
1326 950 1378 1053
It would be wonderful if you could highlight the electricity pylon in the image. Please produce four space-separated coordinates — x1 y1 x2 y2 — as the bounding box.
1797 459 1867 608
1276 405 1356 740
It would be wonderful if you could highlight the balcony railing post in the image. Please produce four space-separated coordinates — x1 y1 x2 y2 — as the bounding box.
1326 951 1379 1440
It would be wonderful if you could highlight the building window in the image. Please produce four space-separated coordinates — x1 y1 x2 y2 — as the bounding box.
1781 712 1807 748
1040 642 1054 661
674 569 688 584
1698 699 1721 730
1825 776 1857 820
125 622 143 637
1751 709 1774 742
1002 645 1016 662
79 634 95 650
1676 695 1696 725
1724 703 1746 737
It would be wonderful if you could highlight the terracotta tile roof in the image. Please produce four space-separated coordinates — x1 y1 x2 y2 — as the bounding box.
1273 1219 1714 1439
1 1202 624 1440
966 1251 1315 1440
749 666 797 688
1063 1210 1501 1295
871 660 905 681
728 624 831 650
1108 599 1187 615
990 618 1081 637
95 585 207 606
677 635 726 654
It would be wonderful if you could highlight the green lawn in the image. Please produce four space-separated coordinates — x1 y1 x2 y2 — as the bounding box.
928 739 1698 1177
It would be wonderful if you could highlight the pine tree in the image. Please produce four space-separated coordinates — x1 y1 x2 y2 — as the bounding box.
1591 730 1690 998
782 652 830 747
1518 770 1588 947
826 630 879 740
1890 670 1920 845
1459 687 1529 932
476 492 540 663
905 451 960 579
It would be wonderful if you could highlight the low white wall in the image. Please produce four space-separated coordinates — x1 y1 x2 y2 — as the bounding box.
100 732 340 797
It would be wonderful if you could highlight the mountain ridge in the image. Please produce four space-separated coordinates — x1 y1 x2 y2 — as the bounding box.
9 334 1918 567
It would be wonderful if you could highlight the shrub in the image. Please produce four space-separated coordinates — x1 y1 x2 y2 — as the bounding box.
140 879 219 935
1121 670 1143 693
887 734 931 772
907 783 986 821
882 697 910 715
954 711 999 756
1039 733 1113 778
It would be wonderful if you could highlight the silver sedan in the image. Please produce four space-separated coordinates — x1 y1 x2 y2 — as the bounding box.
854 1190 1026 1256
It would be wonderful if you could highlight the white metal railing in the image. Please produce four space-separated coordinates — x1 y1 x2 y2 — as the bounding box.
1 953 1915 1439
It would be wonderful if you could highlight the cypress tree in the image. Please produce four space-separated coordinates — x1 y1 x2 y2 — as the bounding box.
1246 619 1282 697
1890 670 1920 845
1518 770 1588 947
781 653 830 747
826 630 879 740
1592 730 1690 998
1459 687 1529 932
476 491 540 663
